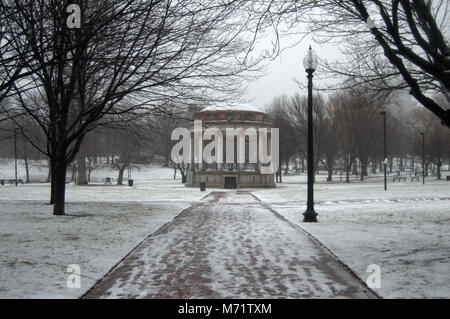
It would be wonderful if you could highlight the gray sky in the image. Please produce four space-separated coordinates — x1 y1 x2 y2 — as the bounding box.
243 37 340 109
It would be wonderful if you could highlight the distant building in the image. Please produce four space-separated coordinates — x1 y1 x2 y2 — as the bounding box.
185 104 276 188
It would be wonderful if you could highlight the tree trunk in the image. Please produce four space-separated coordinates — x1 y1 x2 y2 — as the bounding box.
371 161 377 174
52 154 67 215
345 158 352 183
352 159 358 176
88 158 92 182
117 164 127 185
360 159 368 181
21 138 30 183
24 155 30 184
77 145 88 185
278 161 282 183
437 159 442 179
327 168 332 181
46 160 51 183
71 162 77 182
50 158 56 204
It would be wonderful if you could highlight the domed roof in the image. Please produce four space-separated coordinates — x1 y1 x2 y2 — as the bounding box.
200 103 265 113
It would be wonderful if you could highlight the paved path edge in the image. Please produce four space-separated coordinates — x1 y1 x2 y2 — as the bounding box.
80 204 196 299
249 192 382 299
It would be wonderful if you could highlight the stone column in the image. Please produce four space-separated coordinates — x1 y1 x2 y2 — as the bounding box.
257 128 261 172
217 129 224 172
190 131 195 170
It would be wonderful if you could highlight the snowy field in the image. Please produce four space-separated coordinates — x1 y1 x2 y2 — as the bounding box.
0 160 449 298
252 177 450 298
0 165 206 298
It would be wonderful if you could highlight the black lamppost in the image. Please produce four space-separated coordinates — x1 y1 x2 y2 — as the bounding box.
420 132 425 184
380 111 387 191
302 46 318 223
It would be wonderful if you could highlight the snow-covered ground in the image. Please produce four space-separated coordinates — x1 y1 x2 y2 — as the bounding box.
252 178 450 298
0 160 449 298
0 165 207 298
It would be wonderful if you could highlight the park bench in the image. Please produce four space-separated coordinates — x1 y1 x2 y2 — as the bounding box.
0 179 24 185
9 179 22 184
102 177 114 184
393 176 407 182
411 176 420 182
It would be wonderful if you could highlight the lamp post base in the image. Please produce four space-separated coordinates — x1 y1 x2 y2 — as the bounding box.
303 208 318 222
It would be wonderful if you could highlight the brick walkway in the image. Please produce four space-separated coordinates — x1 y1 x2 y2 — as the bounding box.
84 191 377 298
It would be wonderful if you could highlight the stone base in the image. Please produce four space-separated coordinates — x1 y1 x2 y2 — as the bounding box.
185 171 275 188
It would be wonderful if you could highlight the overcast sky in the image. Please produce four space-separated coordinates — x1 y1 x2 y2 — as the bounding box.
242 36 340 109
240 13 429 114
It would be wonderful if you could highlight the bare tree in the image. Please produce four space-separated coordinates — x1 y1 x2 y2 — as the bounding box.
316 1 449 127
0 2 32 108
107 122 146 185
329 91 378 182
288 93 328 181
3 0 262 215
407 97 450 179
248 0 450 127
265 95 297 181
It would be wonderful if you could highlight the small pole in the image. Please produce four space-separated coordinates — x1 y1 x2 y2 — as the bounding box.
420 132 425 185
14 128 18 186
380 111 387 191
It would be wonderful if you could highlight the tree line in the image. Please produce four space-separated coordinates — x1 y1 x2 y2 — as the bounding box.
0 0 260 215
1 0 448 215
266 90 450 182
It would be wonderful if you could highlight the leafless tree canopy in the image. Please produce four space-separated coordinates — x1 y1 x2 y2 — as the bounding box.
0 0 263 215
1 0 448 216
266 90 450 183
249 0 450 127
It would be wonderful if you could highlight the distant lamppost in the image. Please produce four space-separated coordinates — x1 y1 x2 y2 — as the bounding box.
302 46 318 223
14 128 18 187
379 111 387 191
420 132 425 184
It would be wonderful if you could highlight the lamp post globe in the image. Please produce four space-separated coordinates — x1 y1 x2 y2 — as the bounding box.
303 46 318 223
303 46 318 71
